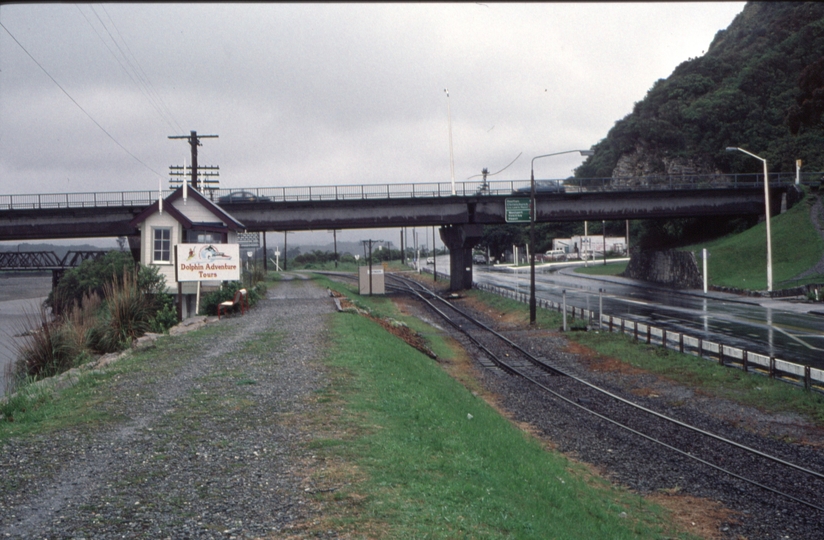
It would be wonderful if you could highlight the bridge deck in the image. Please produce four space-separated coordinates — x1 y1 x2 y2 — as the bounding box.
0 172 816 211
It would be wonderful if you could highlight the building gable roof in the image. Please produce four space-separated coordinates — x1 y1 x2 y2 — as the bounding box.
129 187 245 230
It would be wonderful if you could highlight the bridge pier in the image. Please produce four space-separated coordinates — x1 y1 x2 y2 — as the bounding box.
439 224 483 292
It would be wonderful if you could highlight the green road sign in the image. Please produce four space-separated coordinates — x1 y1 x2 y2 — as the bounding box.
505 198 531 223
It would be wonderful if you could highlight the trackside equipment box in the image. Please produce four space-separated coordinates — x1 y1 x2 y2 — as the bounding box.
358 266 385 295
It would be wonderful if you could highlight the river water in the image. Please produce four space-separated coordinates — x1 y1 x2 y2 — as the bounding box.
0 273 52 396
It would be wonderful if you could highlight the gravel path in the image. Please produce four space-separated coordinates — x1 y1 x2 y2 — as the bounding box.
0 278 335 539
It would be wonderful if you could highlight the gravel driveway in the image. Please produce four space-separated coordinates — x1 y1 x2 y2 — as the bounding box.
0 277 335 539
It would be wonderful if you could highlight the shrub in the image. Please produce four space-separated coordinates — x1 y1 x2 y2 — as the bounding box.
148 292 178 333
12 260 177 386
251 263 267 285
199 281 266 316
48 251 135 315
87 270 153 353
12 305 74 378
61 291 102 360
47 252 170 311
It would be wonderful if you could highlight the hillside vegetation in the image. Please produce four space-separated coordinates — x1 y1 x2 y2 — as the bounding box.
576 2 824 179
687 192 824 290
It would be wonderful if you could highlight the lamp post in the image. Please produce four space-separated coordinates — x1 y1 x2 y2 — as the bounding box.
602 220 607 266
445 89 456 195
530 149 594 324
726 147 772 292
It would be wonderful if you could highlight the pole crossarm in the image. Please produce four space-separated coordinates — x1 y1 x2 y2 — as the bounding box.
169 131 219 189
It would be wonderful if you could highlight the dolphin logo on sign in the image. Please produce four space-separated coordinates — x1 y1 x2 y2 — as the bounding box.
199 245 232 261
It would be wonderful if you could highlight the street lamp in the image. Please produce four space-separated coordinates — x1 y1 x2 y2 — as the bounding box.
726 147 772 292
444 89 456 195
530 149 595 324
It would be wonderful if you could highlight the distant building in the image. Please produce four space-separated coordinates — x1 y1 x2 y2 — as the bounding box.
554 235 626 259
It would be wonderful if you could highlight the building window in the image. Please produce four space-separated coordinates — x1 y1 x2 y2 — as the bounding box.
153 228 172 263
186 230 225 244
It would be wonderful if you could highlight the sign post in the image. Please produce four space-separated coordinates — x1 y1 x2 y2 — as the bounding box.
505 198 531 223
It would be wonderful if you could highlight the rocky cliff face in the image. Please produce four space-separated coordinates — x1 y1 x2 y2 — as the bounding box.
622 249 703 289
611 144 724 181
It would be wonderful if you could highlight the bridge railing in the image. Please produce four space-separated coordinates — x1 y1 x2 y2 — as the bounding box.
0 191 162 210
1 172 820 211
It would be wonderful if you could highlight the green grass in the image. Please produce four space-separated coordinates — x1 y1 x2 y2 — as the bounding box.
312 309 689 539
312 273 456 359
571 330 824 425
575 260 629 276
283 259 421 274
0 324 232 442
686 192 824 290
0 369 114 439
465 287 824 426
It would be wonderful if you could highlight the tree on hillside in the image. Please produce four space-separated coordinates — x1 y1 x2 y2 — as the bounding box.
787 57 824 134
575 2 824 179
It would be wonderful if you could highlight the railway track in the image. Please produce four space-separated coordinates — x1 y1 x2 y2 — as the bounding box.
375 272 824 533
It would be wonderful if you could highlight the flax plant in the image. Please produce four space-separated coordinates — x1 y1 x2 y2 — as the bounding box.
12 304 72 379
89 269 152 353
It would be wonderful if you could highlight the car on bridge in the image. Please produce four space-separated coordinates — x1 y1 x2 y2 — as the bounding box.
514 180 564 194
218 191 271 204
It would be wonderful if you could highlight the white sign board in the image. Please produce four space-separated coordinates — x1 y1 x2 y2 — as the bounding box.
237 232 260 248
175 243 241 282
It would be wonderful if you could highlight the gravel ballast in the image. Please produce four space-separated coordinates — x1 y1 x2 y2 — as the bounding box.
0 277 334 539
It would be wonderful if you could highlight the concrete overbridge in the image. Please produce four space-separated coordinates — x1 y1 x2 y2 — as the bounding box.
0 173 811 291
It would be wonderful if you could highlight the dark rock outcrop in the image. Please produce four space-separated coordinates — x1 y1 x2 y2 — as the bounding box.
623 248 703 289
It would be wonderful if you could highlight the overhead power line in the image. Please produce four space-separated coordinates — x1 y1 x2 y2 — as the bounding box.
0 20 164 179
76 4 183 134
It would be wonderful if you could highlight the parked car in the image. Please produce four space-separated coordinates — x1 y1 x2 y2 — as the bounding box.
544 249 567 261
426 257 435 264
513 180 564 194
473 254 487 264
218 190 271 204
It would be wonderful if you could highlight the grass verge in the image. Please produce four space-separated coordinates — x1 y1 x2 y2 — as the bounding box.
0 324 232 442
575 260 628 276
302 280 692 539
686 191 824 290
570 330 824 425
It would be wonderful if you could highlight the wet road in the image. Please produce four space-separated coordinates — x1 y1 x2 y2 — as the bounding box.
472 263 824 370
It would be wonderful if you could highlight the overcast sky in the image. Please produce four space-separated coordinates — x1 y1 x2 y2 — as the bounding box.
0 2 746 246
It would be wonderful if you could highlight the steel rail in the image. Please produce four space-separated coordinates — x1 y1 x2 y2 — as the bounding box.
400 275 824 481
386 273 824 512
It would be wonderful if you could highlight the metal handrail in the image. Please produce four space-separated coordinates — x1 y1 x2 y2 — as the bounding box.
0 172 820 211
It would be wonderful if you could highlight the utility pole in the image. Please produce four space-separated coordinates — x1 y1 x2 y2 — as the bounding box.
168 131 218 188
